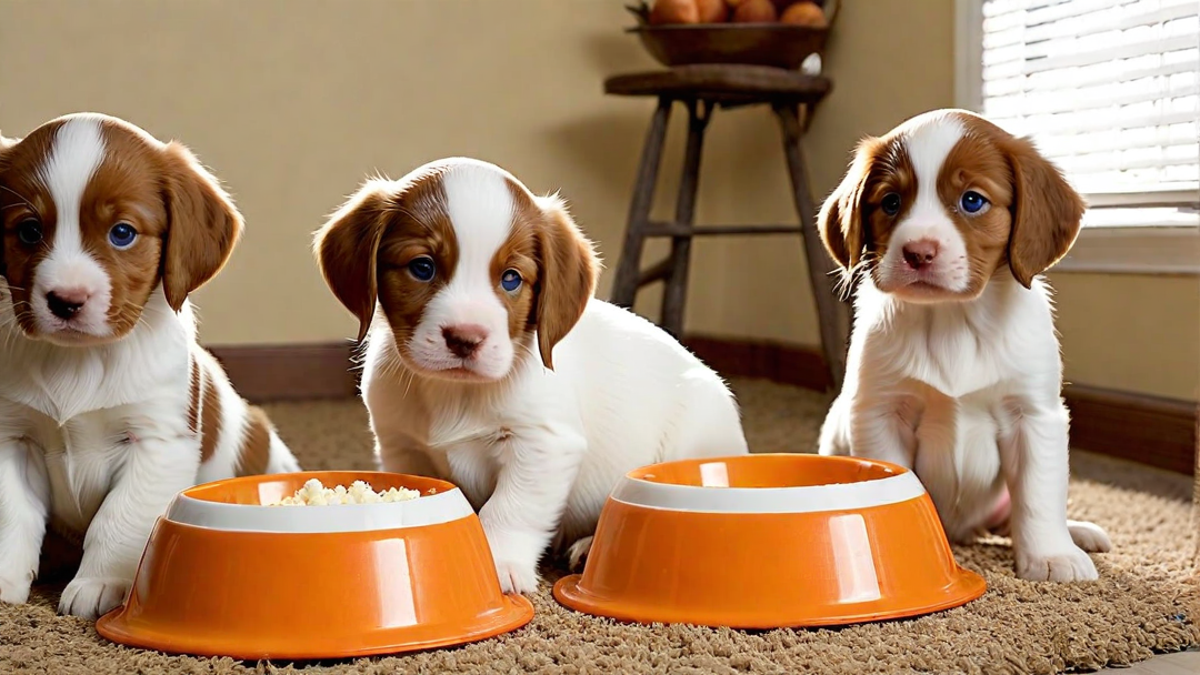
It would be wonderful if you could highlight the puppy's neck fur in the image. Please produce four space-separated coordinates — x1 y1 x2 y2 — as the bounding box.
0 282 190 423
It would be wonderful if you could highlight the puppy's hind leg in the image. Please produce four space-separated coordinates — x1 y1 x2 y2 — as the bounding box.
566 535 593 572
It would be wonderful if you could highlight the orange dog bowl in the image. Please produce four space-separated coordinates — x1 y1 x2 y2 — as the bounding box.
553 454 985 629
96 471 533 660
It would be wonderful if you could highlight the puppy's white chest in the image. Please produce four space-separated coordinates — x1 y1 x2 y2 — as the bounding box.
426 406 517 508
31 410 129 535
895 320 1009 397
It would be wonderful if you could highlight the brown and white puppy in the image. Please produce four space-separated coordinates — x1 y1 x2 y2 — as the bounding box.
0 112 300 619
816 109 1112 582
314 157 749 594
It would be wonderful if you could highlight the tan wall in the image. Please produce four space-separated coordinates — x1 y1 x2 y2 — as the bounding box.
2 0 1196 400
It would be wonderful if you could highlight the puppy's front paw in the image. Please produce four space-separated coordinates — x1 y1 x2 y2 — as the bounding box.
59 577 130 620
1067 520 1112 553
0 573 32 605
1016 545 1099 582
482 527 542 595
494 558 540 595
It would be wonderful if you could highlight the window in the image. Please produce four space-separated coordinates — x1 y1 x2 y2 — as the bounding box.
956 0 1200 274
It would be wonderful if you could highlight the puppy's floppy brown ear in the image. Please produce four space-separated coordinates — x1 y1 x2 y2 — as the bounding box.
160 141 244 312
534 196 600 370
313 180 392 342
1004 136 1085 288
818 137 880 271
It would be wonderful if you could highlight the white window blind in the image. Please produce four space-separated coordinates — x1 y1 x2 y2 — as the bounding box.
978 0 1200 227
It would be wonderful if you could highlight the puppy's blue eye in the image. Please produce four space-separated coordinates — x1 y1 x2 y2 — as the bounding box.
108 222 137 249
500 269 522 292
408 256 436 282
960 191 988 214
16 218 42 245
881 193 902 216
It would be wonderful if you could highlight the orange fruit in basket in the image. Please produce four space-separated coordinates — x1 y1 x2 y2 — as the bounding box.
650 0 701 24
696 0 729 22
780 0 827 27
732 0 777 22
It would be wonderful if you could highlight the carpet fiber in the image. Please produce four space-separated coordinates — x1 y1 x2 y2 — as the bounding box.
3 379 1197 675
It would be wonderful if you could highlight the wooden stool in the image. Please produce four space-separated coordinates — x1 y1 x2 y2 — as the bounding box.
604 64 850 390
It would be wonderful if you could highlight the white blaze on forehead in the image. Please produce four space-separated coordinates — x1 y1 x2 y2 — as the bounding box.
31 116 114 336
38 117 107 253
900 113 966 209
441 163 516 288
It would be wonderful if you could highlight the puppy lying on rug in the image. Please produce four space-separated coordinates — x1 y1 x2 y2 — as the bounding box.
816 109 1112 582
0 113 300 619
314 157 749 593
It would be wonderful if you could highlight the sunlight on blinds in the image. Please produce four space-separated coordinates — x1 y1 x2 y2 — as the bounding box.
979 0 1199 225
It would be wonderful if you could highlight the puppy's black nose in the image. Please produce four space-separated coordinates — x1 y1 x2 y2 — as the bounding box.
443 325 488 359
47 291 86 319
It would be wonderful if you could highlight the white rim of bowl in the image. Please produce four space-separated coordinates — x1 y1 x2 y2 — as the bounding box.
611 460 927 514
164 486 476 533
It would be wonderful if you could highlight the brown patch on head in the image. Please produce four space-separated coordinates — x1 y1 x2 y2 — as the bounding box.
491 182 541 346
80 123 171 333
314 169 459 345
236 406 273 477
0 113 244 341
817 135 917 274
0 119 65 331
935 120 1017 296
374 175 460 352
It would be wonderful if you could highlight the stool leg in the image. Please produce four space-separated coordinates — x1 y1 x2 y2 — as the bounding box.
773 103 851 392
610 97 672 309
660 99 712 338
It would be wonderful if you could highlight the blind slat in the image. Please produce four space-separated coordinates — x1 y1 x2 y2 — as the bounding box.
983 58 1197 93
984 82 1198 116
1017 35 1197 73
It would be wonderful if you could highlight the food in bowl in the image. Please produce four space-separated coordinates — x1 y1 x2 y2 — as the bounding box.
270 478 422 506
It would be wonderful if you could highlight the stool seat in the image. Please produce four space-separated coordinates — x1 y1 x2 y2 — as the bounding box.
605 65 850 390
605 65 832 107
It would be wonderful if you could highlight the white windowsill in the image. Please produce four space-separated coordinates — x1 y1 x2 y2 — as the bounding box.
1055 225 1200 276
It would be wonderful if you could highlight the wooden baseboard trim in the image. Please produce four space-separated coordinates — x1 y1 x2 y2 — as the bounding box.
206 337 1198 476
681 335 834 392
208 342 359 402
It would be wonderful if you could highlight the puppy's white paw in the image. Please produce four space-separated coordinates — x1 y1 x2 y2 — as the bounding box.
566 536 593 572
1016 545 1099 582
59 577 129 620
1067 520 1112 553
0 574 32 605
494 559 539 595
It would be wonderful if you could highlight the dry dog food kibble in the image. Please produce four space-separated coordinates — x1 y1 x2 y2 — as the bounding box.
270 478 422 506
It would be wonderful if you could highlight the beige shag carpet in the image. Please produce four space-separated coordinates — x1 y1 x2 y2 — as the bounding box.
2 379 1197 675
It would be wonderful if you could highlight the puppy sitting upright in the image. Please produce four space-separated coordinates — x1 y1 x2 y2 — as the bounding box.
314 157 749 593
0 113 300 619
816 109 1111 582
